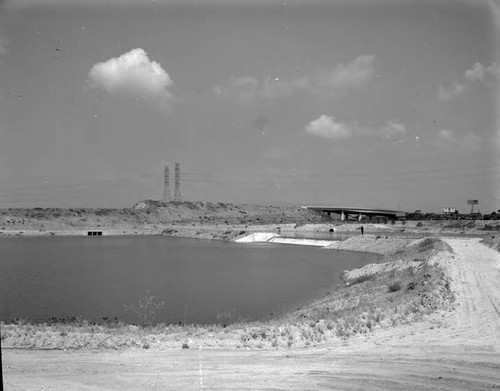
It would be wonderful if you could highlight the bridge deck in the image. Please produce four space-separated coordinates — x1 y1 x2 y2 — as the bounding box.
302 206 406 219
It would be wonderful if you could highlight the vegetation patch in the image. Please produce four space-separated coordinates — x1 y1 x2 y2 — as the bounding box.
480 224 500 231
443 221 475 230
481 235 500 252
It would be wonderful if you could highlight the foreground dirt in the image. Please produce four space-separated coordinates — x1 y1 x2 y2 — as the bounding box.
3 238 500 390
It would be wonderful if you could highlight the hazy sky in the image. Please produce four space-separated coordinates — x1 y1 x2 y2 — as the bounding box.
0 0 498 212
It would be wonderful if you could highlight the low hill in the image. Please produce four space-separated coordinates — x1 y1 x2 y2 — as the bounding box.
0 201 325 233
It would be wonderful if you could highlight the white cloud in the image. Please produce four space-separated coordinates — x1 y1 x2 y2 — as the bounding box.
305 115 405 141
464 62 486 82
436 129 481 152
439 62 499 100
87 48 173 102
214 55 375 101
305 115 353 140
464 62 499 82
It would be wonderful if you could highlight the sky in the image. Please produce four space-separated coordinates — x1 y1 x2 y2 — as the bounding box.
0 0 498 212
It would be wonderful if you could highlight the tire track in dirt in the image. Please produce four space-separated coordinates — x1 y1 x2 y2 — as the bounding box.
440 238 500 350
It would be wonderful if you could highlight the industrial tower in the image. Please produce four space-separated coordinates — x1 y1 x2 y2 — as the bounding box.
173 162 182 202
162 165 172 202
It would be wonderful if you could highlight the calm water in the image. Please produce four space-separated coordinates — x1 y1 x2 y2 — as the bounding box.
0 236 376 325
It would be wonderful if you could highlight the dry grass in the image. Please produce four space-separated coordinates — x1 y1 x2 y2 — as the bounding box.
234 258 454 349
481 235 500 251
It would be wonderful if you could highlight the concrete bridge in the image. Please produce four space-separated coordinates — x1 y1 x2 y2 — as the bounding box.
302 206 406 221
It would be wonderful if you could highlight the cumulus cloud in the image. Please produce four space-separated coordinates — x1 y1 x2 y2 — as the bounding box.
214 55 375 101
305 115 353 140
465 62 499 82
465 63 486 82
305 115 406 141
436 129 481 152
87 48 173 102
439 62 499 100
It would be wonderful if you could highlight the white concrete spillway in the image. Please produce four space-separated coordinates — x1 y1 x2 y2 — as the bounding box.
235 233 335 247
268 237 335 247
234 232 280 243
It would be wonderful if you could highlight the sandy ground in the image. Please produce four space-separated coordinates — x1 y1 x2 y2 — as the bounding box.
3 237 500 390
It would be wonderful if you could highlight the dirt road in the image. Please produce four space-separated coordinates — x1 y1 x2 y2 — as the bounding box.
3 238 500 390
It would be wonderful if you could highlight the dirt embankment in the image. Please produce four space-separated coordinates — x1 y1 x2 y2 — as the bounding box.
0 200 324 237
2 237 455 351
325 234 415 254
3 237 500 390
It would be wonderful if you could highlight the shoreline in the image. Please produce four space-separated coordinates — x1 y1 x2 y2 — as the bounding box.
1 235 460 347
0 221 492 239
3 231 500 389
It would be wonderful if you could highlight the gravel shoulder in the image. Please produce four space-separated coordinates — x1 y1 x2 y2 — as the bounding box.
3 237 500 390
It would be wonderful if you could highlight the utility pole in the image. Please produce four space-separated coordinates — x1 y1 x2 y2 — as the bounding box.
162 165 172 202
173 162 182 202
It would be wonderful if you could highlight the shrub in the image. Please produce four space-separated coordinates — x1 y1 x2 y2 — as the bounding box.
416 238 437 252
124 292 165 327
388 281 402 292
216 311 234 326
